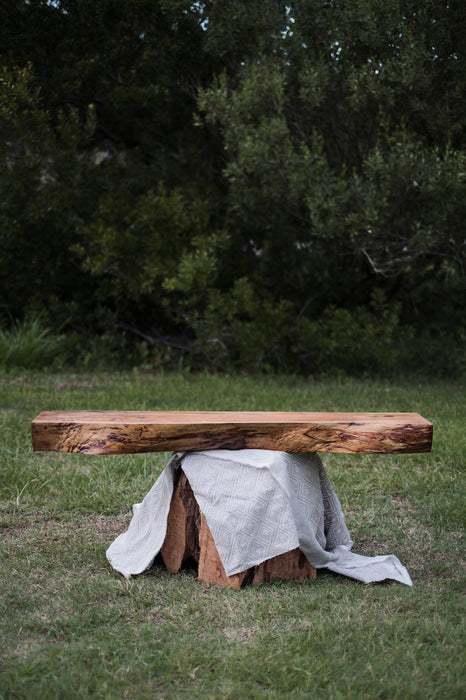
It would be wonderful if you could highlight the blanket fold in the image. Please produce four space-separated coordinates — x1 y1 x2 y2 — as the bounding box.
106 450 412 586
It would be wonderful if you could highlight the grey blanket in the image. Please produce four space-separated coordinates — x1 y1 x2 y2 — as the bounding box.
106 450 412 586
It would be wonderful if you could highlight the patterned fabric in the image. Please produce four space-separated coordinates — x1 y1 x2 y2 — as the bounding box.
106 450 412 586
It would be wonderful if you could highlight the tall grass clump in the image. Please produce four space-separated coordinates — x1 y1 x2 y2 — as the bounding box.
0 317 67 369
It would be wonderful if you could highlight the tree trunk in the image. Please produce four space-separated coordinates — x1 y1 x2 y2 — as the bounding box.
161 470 317 589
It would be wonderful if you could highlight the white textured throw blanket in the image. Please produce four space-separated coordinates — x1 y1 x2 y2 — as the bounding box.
106 450 412 586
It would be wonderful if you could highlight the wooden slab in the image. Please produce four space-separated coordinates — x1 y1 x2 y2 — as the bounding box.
31 411 432 455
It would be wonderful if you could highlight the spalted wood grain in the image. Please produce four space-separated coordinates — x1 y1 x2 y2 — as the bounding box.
162 471 317 588
31 410 433 455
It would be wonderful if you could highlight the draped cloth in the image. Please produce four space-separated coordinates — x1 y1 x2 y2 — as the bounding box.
106 450 412 586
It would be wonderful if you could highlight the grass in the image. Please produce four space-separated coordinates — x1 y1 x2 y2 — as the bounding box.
0 370 465 698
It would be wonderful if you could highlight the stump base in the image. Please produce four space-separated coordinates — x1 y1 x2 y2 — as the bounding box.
160 469 317 589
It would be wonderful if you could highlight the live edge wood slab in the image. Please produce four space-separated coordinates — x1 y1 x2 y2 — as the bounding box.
31 410 433 455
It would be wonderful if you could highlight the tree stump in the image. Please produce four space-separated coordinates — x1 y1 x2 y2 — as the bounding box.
160 468 201 572
160 469 317 588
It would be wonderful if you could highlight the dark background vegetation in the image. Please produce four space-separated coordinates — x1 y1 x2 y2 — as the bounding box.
1 0 464 375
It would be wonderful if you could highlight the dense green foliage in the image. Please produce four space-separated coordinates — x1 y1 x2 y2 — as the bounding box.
1 1 464 374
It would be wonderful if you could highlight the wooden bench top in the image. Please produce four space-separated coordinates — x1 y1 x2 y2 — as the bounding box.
31 411 433 455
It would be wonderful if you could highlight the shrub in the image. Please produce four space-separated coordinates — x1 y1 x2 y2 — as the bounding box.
0 317 67 369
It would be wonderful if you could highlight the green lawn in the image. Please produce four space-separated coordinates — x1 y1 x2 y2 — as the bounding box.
1 371 464 699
